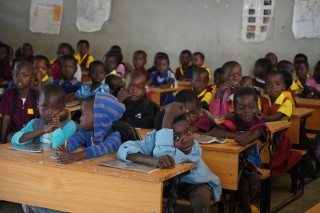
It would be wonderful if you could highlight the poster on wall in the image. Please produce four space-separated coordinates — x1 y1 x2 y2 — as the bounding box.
241 0 275 43
292 0 320 39
76 0 111 32
29 0 63 34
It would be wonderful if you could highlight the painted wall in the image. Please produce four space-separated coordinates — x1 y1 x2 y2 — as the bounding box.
1 0 319 76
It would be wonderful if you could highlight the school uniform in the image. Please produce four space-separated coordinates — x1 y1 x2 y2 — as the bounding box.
201 65 212 80
137 67 150 80
74 53 94 69
209 88 234 116
53 78 82 96
151 70 176 106
175 66 193 80
195 87 213 105
50 61 82 82
1 60 12 81
253 78 265 96
75 83 110 99
306 76 320 91
193 109 217 133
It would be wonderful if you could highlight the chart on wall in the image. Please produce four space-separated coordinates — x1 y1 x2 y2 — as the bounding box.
76 0 111 32
241 0 275 42
29 0 63 34
292 0 320 39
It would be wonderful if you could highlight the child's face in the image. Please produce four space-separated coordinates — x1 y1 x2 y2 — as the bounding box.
253 63 263 78
126 75 146 102
184 100 200 125
156 58 169 75
89 64 106 84
111 76 124 90
104 56 118 73
240 79 254 88
265 53 277 66
56 45 71 60
172 119 194 155
34 59 49 79
192 55 204 67
13 64 34 90
60 59 77 81
39 94 65 124
179 53 191 67
133 53 146 70
234 95 257 123
295 63 308 81
78 43 88 56
225 65 242 87
0 47 8 61
192 72 209 95
80 101 94 131
265 74 285 99
22 45 33 58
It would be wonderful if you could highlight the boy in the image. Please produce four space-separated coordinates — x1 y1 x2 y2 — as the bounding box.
293 53 308 67
21 42 34 63
277 60 300 93
212 67 223 94
53 54 83 96
0 43 12 81
0 60 38 143
175 50 192 81
56 93 125 163
117 102 221 213
192 52 211 79
265 52 278 72
210 87 267 213
74 39 94 72
33 55 52 91
295 60 309 91
117 71 159 128
253 58 272 96
124 50 150 80
103 50 123 77
105 74 125 97
11 84 77 149
191 68 212 110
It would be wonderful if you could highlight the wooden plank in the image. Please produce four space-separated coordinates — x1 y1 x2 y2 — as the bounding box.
295 97 320 131
149 87 177 106
200 139 256 153
306 203 320 213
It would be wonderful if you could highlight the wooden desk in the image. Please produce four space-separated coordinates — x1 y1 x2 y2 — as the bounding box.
149 87 177 106
295 97 320 131
81 72 91 84
65 104 81 118
266 121 292 138
0 80 8 88
306 203 320 213
0 144 194 213
137 128 153 139
177 81 192 91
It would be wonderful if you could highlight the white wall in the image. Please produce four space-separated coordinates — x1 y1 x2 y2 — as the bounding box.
1 0 320 76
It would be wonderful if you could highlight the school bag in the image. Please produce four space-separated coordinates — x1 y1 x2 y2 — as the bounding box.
103 120 142 143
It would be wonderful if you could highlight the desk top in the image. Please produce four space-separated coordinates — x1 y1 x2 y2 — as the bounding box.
266 121 292 135
296 97 320 108
137 128 153 139
292 108 314 118
0 144 194 183
0 80 8 87
200 139 256 153
149 87 178 93
65 104 81 112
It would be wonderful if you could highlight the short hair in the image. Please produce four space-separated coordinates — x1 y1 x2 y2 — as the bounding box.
180 50 192 57
154 110 188 131
110 45 121 52
222 61 241 78
126 71 146 86
193 52 205 61
40 84 65 104
89 60 105 72
192 67 209 80
105 50 123 65
233 87 258 107
265 70 285 84
0 43 10 54
276 60 294 73
58 54 77 67
213 68 223 83
255 58 272 73
241 76 253 83
156 54 170 65
279 70 292 90
265 52 278 62
58 43 75 55
33 55 50 68
22 42 32 50
77 39 89 48
134 50 147 59
294 53 308 62
175 89 200 106
295 60 309 69
14 60 34 73
105 74 120 90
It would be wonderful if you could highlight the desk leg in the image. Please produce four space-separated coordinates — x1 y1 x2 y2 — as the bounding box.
229 190 236 213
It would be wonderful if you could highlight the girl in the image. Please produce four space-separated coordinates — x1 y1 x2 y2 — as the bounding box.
305 61 320 98
33 55 52 90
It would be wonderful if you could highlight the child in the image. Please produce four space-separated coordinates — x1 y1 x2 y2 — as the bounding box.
66 60 109 102
305 60 320 98
11 84 77 149
241 76 254 88
117 71 159 128
56 93 125 163
0 60 38 143
124 50 150 80
175 50 192 81
33 55 52 90
146 52 166 74
295 60 310 91
175 89 217 133
191 67 212 110
147 54 176 106
265 52 278 72
293 53 308 67
277 60 300 93
50 43 82 81
210 87 267 213
0 43 12 81
105 74 125 97
103 50 123 77
117 102 221 212
108 46 125 77
253 58 272 96
53 54 82 96
74 39 94 72
212 67 223 93
192 52 211 79
21 42 34 63
258 71 302 177
209 61 242 117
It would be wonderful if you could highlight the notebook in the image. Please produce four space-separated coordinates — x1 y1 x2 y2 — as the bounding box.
9 143 53 152
193 133 228 144
98 159 160 173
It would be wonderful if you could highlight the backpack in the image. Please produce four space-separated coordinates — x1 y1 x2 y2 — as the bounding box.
103 120 142 143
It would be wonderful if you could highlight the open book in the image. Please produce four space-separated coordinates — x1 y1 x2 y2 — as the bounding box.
193 133 228 144
9 143 53 152
98 159 160 173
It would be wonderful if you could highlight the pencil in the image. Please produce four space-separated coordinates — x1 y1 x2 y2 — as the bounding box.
64 140 68 148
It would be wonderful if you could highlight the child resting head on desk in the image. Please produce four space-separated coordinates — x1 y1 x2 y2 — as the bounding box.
209 87 268 213
117 102 221 212
11 84 77 149
56 92 125 163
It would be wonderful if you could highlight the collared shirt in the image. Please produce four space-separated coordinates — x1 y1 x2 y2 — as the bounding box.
75 83 110 99
74 53 94 69
201 64 212 80
195 87 213 104
53 78 83 96
151 70 176 87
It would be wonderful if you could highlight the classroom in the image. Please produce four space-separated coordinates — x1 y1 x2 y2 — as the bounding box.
1 0 320 213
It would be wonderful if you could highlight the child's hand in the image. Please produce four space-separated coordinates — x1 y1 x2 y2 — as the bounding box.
151 155 175 168
220 81 235 91
165 102 188 118
234 136 249 146
117 88 130 102
43 117 62 133
56 151 76 164
35 71 42 82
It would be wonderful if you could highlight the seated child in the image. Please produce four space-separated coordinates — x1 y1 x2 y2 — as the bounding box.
293 53 308 67
105 74 125 97
117 71 159 128
103 50 123 77
253 58 272 96
117 102 221 212
192 52 211 79
191 67 213 110
74 39 94 72
277 60 300 94
0 43 12 81
265 52 278 72
56 93 125 163
146 52 166 74
147 54 176 106
210 87 267 213
21 42 34 63
175 50 192 81
295 60 310 92
109 45 125 76
0 60 39 143
124 50 150 80
66 60 109 102
33 55 52 90
175 89 217 133
211 67 223 93
50 43 82 81
209 61 242 117
258 71 302 177
305 60 320 98
11 84 77 149
53 54 83 96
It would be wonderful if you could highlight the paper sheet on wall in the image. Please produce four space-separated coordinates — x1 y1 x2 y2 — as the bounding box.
29 0 63 34
241 0 275 42
292 0 320 39
76 0 111 32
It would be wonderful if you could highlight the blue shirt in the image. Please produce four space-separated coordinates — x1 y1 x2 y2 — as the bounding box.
53 78 83 96
75 83 110 99
151 70 176 87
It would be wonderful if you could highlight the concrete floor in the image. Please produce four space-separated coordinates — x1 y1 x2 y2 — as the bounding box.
0 173 319 213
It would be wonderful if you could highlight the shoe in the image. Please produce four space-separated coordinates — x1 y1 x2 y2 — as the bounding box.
250 204 260 213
